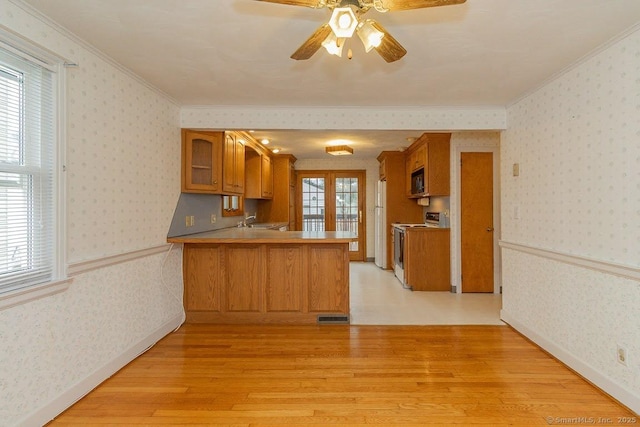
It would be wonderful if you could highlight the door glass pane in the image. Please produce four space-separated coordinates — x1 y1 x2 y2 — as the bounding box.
336 177 359 252
302 178 325 231
191 138 212 185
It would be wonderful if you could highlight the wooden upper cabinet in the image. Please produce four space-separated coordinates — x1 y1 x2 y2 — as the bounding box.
405 133 451 197
223 132 245 194
245 150 274 199
379 156 387 180
257 154 297 229
406 143 426 173
182 129 223 193
262 155 273 198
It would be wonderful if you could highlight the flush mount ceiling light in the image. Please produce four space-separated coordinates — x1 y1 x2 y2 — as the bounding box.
326 145 353 156
255 0 466 62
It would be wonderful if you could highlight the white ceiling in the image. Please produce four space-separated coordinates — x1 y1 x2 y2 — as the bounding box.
20 0 640 158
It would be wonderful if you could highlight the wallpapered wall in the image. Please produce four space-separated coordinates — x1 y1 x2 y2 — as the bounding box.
66 61 180 262
501 27 640 408
0 2 184 425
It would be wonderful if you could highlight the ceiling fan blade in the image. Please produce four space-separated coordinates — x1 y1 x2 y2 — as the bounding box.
254 0 324 8
378 0 466 11
290 24 333 60
369 21 407 63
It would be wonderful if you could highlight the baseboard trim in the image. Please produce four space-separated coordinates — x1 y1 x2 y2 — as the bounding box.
501 309 639 415
17 313 184 427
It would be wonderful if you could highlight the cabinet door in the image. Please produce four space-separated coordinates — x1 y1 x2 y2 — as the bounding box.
414 144 426 171
379 156 386 180
182 130 222 193
183 245 221 311
234 138 245 193
266 245 303 312
261 154 273 198
223 133 245 194
405 230 450 291
406 143 426 174
308 245 349 312
426 137 450 196
225 245 262 312
222 133 236 193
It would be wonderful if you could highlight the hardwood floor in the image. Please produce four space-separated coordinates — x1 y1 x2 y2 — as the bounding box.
49 324 635 426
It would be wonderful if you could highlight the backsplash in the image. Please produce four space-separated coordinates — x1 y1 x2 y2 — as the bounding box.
167 193 258 237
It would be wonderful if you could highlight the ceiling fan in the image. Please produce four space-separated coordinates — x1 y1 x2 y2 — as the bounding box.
255 0 467 62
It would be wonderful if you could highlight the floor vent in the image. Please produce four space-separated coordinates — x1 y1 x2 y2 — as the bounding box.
317 315 350 325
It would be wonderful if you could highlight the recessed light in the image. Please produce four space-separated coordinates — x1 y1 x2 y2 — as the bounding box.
261 138 270 145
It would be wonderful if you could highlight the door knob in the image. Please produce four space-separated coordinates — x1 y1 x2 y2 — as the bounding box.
486 227 494 232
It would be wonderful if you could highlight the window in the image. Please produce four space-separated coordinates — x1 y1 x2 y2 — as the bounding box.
0 39 64 303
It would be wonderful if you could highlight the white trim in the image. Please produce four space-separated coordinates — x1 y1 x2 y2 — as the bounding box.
453 144 501 294
0 24 65 69
0 278 72 310
499 241 640 282
67 244 172 276
501 311 640 415
55 60 68 294
16 313 184 427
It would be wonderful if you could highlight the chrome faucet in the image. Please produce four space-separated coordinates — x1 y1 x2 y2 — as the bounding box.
242 214 257 227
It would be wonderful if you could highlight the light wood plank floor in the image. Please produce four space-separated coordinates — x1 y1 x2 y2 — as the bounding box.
49 324 635 426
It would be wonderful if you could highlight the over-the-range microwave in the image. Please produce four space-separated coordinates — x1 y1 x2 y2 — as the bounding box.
410 168 426 197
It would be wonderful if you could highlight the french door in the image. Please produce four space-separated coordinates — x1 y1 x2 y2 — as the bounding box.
296 171 366 261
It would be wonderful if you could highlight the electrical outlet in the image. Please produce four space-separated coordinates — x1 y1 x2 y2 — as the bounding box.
211 214 216 224
185 215 195 227
616 345 627 366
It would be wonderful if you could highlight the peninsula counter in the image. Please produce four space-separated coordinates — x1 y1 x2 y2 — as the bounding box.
168 229 355 324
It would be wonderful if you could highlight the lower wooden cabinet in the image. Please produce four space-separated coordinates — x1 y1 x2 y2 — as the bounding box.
266 246 303 312
184 245 221 311
405 228 451 291
225 245 262 312
182 242 349 323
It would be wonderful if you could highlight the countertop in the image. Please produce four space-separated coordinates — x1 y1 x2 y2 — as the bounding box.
167 228 357 244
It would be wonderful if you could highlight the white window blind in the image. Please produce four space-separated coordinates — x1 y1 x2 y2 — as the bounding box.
0 46 56 295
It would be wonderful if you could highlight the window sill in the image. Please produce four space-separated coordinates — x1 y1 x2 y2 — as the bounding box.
0 278 73 311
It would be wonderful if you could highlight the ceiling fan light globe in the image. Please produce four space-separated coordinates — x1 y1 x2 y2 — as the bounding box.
321 33 344 57
329 6 358 38
357 20 385 52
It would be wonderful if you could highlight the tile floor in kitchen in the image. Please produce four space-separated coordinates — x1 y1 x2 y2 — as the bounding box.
349 262 504 325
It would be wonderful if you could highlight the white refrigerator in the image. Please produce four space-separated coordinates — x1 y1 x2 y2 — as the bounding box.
374 180 387 269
